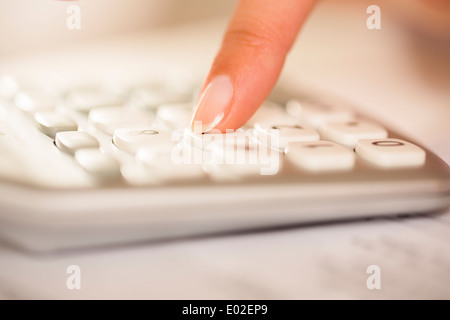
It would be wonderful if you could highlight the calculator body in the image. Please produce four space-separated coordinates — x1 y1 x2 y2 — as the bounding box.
0 84 449 252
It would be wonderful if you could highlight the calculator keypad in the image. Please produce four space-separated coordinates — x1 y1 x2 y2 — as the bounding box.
286 99 355 128
355 138 426 168
15 89 58 114
55 131 99 155
66 87 125 113
75 149 121 179
155 103 194 129
9 77 428 187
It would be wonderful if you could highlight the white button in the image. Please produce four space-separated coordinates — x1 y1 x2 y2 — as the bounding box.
135 145 175 165
130 83 191 110
88 107 153 135
75 149 121 179
207 158 282 180
205 144 262 179
113 127 172 154
55 131 99 154
206 141 282 178
355 138 426 168
66 87 125 112
286 99 355 128
254 120 319 151
319 121 388 148
285 141 355 172
180 128 258 168
35 112 78 138
183 128 223 150
207 139 257 165
204 129 256 151
0 75 18 99
15 89 57 113
155 103 194 129
134 146 205 183
245 100 289 127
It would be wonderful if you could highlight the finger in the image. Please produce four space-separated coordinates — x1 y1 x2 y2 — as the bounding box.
190 0 316 133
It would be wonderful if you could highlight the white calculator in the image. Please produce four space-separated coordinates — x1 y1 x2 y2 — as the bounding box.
0 73 449 252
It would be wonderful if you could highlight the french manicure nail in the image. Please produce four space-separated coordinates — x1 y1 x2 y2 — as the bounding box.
190 75 233 133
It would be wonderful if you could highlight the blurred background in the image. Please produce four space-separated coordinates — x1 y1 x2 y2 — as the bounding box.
0 0 449 299
0 0 234 57
1 0 450 57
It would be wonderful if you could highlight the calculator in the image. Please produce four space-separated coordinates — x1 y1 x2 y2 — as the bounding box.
0 73 449 252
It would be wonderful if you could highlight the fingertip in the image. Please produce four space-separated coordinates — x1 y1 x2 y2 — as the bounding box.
191 0 317 133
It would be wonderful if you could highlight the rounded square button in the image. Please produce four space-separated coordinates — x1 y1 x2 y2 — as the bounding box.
245 100 288 127
0 75 18 99
355 138 426 168
285 140 355 172
286 99 355 129
55 131 99 154
89 107 153 135
133 145 206 184
75 149 121 179
34 112 78 138
113 127 172 154
66 87 125 113
155 103 194 129
130 82 192 110
15 89 57 114
319 121 388 148
255 120 320 151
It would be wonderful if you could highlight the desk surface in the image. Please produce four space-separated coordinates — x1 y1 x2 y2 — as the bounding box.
0 0 449 299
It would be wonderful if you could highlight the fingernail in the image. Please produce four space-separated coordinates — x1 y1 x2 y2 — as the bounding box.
190 75 233 133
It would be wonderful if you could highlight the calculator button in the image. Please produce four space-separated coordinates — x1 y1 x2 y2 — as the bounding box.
355 138 426 168
286 99 355 128
15 89 57 113
0 75 18 99
135 145 175 165
113 127 172 154
66 88 125 112
55 131 99 155
34 112 78 138
245 100 289 127
206 145 263 179
205 129 256 151
135 146 205 183
208 138 258 165
75 149 121 179
206 162 264 181
254 120 319 151
130 84 191 110
88 107 153 135
209 153 283 178
183 128 222 150
129 86 167 110
319 121 388 148
285 141 355 172
155 103 194 129
206 141 282 178
222 130 255 149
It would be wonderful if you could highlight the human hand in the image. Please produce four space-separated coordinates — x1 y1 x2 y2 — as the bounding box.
190 0 317 133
